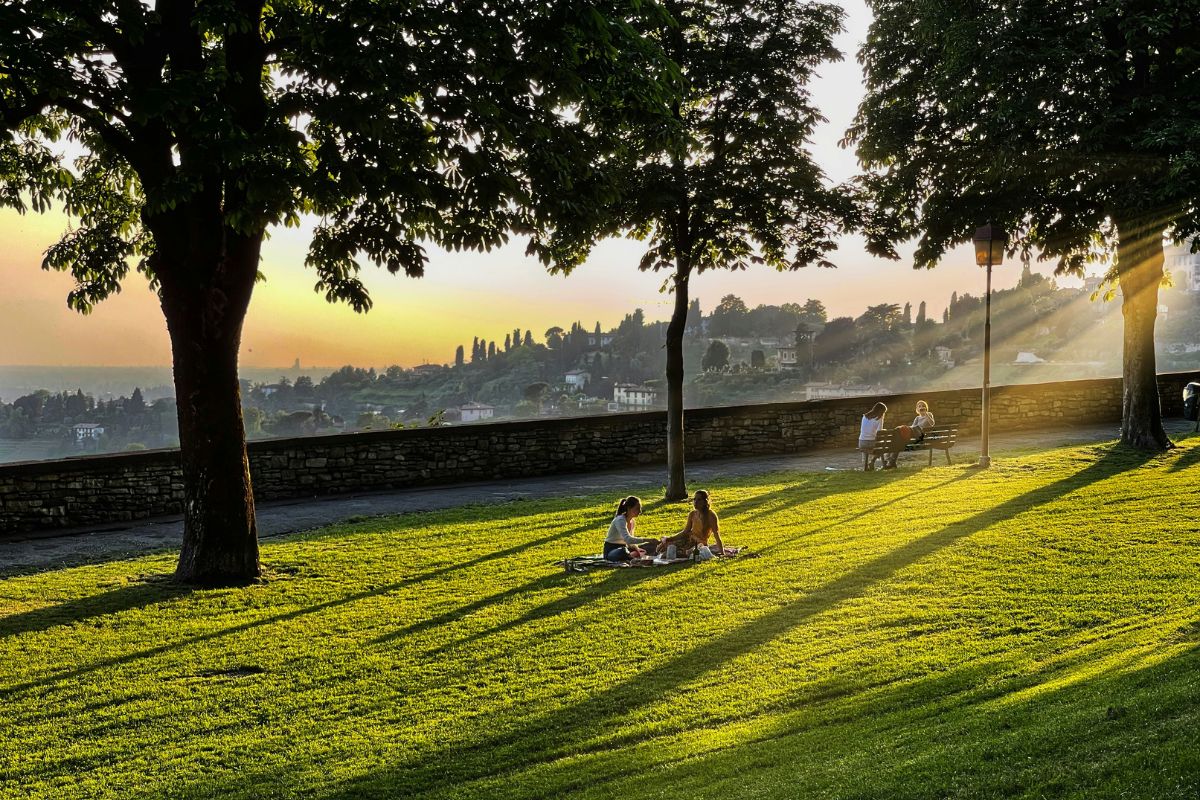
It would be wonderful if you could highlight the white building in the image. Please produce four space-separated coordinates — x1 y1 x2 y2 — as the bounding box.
777 346 799 369
1165 240 1200 292
564 369 590 393
801 383 892 402
934 346 955 366
587 333 615 347
459 402 495 422
72 423 105 443
613 383 661 408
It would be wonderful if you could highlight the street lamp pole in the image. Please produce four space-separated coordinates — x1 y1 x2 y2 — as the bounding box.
974 224 1006 469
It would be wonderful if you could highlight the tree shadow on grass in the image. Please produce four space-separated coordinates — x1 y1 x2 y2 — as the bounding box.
706 469 904 520
0 509 622 699
415 564 690 658
320 444 1154 797
527 634 1200 800
0 577 191 640
1166 435 1200 473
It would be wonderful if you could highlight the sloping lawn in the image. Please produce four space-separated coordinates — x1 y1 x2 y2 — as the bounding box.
2 435 1200 799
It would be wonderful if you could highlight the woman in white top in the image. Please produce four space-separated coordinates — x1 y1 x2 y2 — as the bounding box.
859 403 887 470
603 496 657 562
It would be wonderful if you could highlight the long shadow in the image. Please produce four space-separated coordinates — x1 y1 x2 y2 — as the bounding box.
146 620 1199 800
712 469 898 520
753 471 978 557
1166 436 1200 473
325 444 1153 797
514 633 1200 800
0 513 615 699
417 564 691 658
0 579 191 640
0 490 655 579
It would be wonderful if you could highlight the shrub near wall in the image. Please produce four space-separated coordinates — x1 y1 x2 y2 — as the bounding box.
2 372 1197 534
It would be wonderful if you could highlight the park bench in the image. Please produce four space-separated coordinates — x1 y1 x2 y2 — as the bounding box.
862 425 958 471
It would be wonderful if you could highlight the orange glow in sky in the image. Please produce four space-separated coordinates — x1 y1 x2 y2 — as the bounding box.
0 2 1081 370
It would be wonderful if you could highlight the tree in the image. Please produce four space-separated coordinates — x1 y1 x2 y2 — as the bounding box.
707 294 752 338
455 345 465 368
702 340 731 372
523 382 549 409
799 298 827 327
1 0 669 583
916 301 927 325
127 387 146 414
814 316 856 365
487 341 497 359
504 334 512 352
545 326 565 349
524 330 534 348
847 1 1200 450
750 349 766 370
471 338 483 364
544 0 854 499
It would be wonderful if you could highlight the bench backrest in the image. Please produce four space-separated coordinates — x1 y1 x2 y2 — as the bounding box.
872 425 958 447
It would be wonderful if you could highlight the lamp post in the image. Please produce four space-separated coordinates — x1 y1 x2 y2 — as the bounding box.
974 223 1006 468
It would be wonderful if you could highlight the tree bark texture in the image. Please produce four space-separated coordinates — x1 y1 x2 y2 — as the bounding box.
160 226 263 584
665 266 691 501
1115 214 1172 451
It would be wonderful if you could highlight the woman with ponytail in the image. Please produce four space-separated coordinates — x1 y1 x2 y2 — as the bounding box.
659 490 724 558
603 496 658 562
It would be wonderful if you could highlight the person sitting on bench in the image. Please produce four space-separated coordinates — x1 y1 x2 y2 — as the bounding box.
884 400 936 468
603 496 658 562
859 402 887 470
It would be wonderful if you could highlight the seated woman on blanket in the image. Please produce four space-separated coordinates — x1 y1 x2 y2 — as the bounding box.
658 490 725 557
603 496 659 562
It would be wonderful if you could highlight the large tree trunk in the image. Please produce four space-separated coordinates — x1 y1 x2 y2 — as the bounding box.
161 232 263 584
665 265 691 501
1115 214 1172 451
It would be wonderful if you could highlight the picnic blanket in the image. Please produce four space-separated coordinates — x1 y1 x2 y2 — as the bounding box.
559 547 752 573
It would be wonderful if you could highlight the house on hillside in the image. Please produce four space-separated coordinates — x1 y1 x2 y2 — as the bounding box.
1165 240 1200 292
613 384 661 408
412 364 445 376
934 346 955 367
459 402 495 422
1014 351 1046 365
564 369 590 393
72 423 105 444
801 383 892 402
587 333 615 348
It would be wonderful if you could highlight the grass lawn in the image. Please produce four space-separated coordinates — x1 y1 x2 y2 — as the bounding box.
3 434 1200 799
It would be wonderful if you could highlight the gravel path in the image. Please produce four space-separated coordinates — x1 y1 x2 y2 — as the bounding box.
4 420 1189 574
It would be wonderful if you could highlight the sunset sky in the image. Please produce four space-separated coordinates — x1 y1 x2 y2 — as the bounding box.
0 2 1082 370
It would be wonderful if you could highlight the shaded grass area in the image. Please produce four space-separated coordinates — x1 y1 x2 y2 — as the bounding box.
2 435 1199 799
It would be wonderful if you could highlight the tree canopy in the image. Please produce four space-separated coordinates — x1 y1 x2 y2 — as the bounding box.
846 0 1200 449
0 0 675 582
846 0 1200 271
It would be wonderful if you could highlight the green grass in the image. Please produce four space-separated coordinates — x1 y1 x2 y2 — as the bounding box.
3 435 1200 799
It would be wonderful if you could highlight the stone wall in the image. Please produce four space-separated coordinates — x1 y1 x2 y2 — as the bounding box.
3 371 1197 534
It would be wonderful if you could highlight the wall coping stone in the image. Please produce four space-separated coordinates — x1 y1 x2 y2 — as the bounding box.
2 370 1197 481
